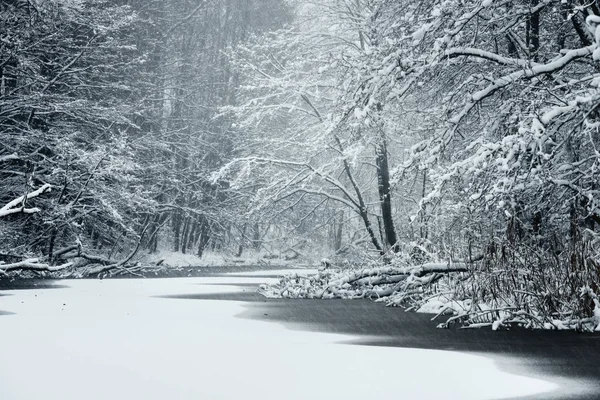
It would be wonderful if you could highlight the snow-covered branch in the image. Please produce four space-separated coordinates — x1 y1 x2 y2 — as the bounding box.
281 188 359 211
218 156 363 210
0 184 52 218
0 258 73 273
445 47 538 68
0 153 19 163
260 261 469 300
450 44 596 125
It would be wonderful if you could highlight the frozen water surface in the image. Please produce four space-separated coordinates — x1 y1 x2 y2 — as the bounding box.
0 276 559 400
227 268 320 276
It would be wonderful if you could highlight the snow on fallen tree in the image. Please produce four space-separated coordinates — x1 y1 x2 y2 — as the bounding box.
0 224 151 279
0 184 52 218
0 258 73 275
259 255 600 332
0 221 190 279
0 250 141 279
259 261 469 300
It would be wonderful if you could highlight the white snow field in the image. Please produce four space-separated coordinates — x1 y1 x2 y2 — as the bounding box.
227 268 320 276
0 276 560 400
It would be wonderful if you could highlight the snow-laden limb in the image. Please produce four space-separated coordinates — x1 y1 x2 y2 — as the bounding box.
327 262 468 287
328 266 413 287
0 258 73 273
445 47 540 68
259 261 469 301
0 153 19 163
450 44 596 125
0 184 52 218
411 262 469 276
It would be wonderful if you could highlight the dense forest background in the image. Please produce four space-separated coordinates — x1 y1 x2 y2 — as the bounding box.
2 0 600 327
0 0 292 269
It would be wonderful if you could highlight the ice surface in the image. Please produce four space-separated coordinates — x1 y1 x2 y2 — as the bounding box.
228 268 320 276
0 276 559 400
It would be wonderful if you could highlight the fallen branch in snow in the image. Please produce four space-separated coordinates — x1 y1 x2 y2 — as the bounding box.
81 222 151 277
0 184 52 218
0 153 19 163
0 258 73 273
79 253 114 266
0 227 149 279
259 261 469 301
51 245 117 268
52 245 80 259
324 263 468 292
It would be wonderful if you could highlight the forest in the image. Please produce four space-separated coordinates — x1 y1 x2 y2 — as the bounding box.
1 0 600 331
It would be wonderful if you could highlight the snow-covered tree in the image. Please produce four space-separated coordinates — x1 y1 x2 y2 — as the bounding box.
232 0 600 329
0 0 150 265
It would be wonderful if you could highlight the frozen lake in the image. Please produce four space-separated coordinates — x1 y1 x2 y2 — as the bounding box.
0 270 595 399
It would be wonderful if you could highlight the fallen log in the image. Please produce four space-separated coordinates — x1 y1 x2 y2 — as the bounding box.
0 259 73 273
355 273 408 286
412 262 469 277
328 266 413 287
328 262 468 289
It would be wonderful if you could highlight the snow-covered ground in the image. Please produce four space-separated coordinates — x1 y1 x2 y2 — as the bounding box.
0 276 561 400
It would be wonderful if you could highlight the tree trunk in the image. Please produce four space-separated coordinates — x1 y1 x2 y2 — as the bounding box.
420 170 428 239
181 217 190 254
92 229 100 249
173 211 182 252
333 211 343 252
197 222 210 258
236 223 247 257
252 222 261 250
376 138 398 251
145 213 163 253
47 228 57 263
526 0 540 61
571 11 594 47
334 135 383 254
186 221 198 252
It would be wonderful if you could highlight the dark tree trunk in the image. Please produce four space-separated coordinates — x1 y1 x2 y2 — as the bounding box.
420 170 428 239
145 213 164 253
181 217 190 254
376 138 398 251
571 11 594 47
197 222 210 258
236 223 247 257
252 222 261 250
186 221 198 252
47 228 57 263
333 211 343 252
557 1 569 50
506 34 518 57
173 211 182 252
92 229 100 249
526 0 540 61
